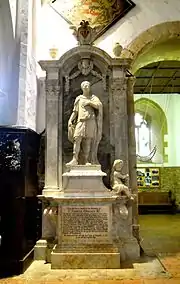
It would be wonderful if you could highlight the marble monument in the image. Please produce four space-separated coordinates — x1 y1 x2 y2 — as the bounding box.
34 21 140 269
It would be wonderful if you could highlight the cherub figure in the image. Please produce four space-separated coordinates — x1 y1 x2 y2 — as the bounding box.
111 159 133 199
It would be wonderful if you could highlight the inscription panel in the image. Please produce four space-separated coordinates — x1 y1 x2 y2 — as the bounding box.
61 205 111 244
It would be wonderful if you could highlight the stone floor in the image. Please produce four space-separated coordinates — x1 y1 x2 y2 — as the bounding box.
0 214 180 284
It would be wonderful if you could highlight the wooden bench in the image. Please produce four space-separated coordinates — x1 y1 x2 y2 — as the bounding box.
138 191 177 214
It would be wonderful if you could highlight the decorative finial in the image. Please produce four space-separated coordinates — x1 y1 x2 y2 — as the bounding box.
113 43 123 57
49 46 58 59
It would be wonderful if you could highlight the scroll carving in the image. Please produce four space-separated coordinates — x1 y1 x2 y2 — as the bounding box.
43 205 58 240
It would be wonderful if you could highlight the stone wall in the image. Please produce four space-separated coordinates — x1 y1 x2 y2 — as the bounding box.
138 167 180 205
160 167 180 204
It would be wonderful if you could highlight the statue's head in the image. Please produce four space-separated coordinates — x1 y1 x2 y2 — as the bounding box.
113 159 123 171
81 80 90 92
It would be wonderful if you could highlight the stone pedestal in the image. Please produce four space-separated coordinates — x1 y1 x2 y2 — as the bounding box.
34 165 140 268
63 165 107 195
53 165 121 269
34 240 47 260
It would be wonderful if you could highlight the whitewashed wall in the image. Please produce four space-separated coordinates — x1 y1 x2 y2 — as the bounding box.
96 0 180 56
36 0 180 61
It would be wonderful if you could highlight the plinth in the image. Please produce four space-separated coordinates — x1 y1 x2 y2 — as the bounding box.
50 165 121 269
34 165 140 268
62 164 107 194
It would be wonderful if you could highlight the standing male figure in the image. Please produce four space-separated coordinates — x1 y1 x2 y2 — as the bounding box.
67 81 103 166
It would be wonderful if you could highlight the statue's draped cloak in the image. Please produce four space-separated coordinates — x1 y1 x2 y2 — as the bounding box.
68 94 103 163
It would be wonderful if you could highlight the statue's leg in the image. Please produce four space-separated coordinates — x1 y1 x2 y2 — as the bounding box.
82 138 92 165
66 136 82 165
73 136 82 162
91 141 99 164
122 186 134 200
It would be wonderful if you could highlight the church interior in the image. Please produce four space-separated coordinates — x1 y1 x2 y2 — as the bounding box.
0 0 180 283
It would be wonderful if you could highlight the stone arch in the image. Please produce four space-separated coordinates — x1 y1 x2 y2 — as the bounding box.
121 21 180 71
135 98 168 164
132 40 180 74
57 45 113 76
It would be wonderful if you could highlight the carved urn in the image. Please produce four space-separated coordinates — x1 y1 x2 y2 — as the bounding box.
49 47 58 59
113 43 123 57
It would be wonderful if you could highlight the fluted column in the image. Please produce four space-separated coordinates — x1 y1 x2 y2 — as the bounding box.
39 65 61 194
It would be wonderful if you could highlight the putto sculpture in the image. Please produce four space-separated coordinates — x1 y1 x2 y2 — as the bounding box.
67 81 103 166
111 159 134 199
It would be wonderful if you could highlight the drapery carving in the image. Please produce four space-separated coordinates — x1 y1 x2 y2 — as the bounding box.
65 59 107 92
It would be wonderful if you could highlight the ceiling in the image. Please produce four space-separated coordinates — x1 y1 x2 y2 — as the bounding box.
134 61 180 94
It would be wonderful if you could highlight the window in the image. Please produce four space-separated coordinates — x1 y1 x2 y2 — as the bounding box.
135 113 151 156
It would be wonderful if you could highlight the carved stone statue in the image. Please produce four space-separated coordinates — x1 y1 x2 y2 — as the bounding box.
111 159 133 199
67 81 103 166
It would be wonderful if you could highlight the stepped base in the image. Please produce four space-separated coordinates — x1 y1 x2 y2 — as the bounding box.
51 244 121 269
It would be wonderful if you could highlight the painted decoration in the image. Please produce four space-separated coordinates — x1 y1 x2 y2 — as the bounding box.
51 0 135 39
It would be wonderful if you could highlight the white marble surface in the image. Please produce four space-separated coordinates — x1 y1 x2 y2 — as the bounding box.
63 165 108 193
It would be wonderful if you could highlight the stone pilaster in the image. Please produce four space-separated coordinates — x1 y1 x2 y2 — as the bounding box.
110 67 129 171
42 68 61 194
127 76 140 241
